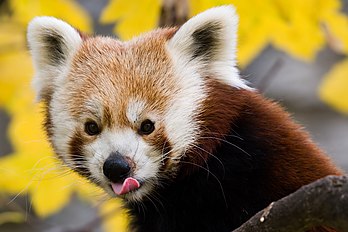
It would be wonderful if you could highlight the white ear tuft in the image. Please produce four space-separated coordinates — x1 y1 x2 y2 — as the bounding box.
167 6 251 89
27 16 82 101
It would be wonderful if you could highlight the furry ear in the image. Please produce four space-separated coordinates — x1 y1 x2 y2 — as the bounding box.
27 16 82 101
167 6 250 89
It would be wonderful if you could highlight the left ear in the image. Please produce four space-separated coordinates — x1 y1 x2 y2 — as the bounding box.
167 6 249 89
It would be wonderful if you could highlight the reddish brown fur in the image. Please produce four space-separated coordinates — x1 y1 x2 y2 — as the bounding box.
236 91 342 197
186 79 342 232
182 79 246 175
186 79 342 183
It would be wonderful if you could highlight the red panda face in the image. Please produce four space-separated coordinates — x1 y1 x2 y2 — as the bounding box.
27 6 251 201
50 34 206 201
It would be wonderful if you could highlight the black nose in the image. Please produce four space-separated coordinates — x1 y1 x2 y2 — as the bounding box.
103 152 131 183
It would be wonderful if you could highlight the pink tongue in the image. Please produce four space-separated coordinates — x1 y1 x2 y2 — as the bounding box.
111 177 140 195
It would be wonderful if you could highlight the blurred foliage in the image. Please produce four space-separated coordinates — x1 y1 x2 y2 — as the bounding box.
0 0 348 231
320 59 348 114
0 212 25 225
102 0 348 67
101 0 161 40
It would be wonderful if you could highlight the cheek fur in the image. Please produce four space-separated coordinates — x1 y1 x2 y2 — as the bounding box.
179 80 247 176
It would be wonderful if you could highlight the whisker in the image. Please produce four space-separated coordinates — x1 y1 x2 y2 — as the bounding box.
191 144 225 176
200 136 251 157
7 182 32 205
145 194 161 215
179 160 228 208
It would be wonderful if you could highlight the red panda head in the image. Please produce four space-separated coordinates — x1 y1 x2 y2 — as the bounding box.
27 6 251 201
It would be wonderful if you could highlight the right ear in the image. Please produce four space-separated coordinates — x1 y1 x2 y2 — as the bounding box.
27 16 82 101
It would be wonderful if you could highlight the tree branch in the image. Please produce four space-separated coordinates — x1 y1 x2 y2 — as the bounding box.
158 0 188 27
233 175 348 232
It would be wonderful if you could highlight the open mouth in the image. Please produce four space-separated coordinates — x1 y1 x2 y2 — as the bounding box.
110 177 141 195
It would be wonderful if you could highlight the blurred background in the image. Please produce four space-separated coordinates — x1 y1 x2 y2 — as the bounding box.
0 0 347 231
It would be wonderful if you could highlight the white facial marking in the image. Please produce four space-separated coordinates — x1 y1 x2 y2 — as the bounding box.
87 128 160 186
126 99 146 123
163 56 205 157
50 93 77 165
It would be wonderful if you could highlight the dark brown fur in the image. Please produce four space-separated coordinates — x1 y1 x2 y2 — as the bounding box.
180 79 342 232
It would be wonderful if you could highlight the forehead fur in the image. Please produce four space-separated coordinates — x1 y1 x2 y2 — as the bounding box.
66 28 178 126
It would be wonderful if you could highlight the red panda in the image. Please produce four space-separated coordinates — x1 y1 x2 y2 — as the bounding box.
27 6 342 232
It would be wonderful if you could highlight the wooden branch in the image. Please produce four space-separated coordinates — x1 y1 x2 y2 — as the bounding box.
158 0 188 27
233 175 348 232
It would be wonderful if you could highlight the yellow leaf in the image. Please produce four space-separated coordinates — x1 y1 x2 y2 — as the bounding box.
0 212 25 225
0 153 34 193
100 0 129 23
233 0 276 67
319 59 348 114
8 102 50 155
0 21 32 109
271 15 325 61
30 168 74 217
9 0 92 32
190 0 346 65
100 0 161 40
100 199 128 232
76 180 105 203
0 21 26 50
323 13 348 55
189 0 231 16
269 0 325 61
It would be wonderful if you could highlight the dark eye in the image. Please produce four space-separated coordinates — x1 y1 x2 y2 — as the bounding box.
85 121 100 136
139 119 155 135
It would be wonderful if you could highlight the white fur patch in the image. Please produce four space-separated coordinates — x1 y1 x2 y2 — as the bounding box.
167 6 251 90
126 99 146 123
49 90 78 165
27 16 82 101
163 55 205 158
87 128 160 188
